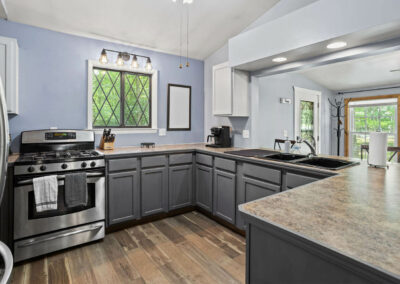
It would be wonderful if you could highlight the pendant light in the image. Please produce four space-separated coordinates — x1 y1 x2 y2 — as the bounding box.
175 0 192 69
99 49 108 64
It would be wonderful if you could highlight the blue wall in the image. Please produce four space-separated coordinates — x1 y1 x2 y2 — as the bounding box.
0 20 204 152
255 72 334 155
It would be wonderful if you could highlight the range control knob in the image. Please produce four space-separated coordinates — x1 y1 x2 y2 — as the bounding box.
40 165 47 171
81 162 87 168
61 163 68 169
90 161 96 168
27 166 35 173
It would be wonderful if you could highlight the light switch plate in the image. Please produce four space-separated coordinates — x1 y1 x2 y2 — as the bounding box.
159 128 166 136
242 130 250 139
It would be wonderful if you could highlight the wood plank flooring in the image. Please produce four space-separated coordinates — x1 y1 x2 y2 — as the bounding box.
11 211 246 284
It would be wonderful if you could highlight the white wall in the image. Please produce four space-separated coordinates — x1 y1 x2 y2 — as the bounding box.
255 72 334 154
203 0 319 148
203 43 251 147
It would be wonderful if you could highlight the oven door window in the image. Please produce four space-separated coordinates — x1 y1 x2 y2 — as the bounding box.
28 183 96 219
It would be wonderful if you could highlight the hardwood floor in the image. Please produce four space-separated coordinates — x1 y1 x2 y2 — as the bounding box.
11 212 246 284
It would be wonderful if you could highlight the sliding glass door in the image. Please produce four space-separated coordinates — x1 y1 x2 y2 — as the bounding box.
348 98 397 159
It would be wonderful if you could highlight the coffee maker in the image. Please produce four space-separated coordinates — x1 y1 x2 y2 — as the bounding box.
206 126 232 148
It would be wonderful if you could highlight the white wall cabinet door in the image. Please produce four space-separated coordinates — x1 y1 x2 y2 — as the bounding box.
213 62 232 115
0 36 19 114
212 62 249 117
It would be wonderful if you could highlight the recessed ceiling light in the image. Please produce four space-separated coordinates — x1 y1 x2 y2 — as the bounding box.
272 57 287 63
327 41 347 49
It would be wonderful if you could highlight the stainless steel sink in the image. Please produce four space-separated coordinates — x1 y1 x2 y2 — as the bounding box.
294 157 359 170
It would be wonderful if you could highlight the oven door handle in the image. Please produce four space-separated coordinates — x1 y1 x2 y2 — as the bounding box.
16 172 104 186
16 224 103 248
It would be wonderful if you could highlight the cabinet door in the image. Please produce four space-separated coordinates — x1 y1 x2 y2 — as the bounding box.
0 36 18 114
213 62 232 115
236 176 280 229
213 169 236 224
141 167 168 217
169 165 193 210
285 172 319 190
195 164 213 212
108 171 138 226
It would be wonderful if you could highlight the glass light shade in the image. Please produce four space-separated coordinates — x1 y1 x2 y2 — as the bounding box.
116 53 124 66
131 55 139 68
145 58 152 71
99 49 108 64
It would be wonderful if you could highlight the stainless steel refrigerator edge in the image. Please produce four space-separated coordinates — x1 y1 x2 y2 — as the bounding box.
0 79 13 283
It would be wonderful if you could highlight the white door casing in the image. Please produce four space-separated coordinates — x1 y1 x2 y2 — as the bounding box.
294 86 321 154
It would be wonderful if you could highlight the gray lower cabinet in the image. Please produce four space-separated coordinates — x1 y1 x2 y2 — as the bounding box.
195 164 213 212
236 174 281 229
284 171 321 190
213 169 236 224
141 167 168 217
169 165 193 210
108 171 139 226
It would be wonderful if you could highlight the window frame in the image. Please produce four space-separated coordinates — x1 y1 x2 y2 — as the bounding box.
87 60 158 134
344 94 400 157
348 102 398 158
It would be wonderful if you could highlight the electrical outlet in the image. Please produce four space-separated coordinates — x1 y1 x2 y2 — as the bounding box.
159 128 166 136
283 130 288 137
242 130 250 139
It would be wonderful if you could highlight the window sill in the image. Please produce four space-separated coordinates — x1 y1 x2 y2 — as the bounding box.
92 128 158 134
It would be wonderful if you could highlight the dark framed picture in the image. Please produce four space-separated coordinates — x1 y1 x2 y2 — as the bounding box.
167 84 191 131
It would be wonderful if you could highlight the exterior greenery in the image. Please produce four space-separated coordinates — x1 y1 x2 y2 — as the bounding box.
300 101 315 147
92 68 151 128
350 104 397 159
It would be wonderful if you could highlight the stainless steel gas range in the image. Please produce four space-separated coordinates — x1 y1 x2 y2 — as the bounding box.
13 129 105 262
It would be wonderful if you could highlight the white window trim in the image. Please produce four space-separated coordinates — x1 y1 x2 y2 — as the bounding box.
293 86 322 154
348 100 398 158
87 60 158 134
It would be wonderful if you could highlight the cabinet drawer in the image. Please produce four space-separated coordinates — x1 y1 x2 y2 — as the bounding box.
286 172 318 189
196 153 213 166
169 153 193 165
243 163 281 184
215 157 236 173
141 155 166 168
108 158 138 172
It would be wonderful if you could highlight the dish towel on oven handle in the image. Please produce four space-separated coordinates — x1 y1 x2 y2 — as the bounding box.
64 172 88 208
33 175 58 212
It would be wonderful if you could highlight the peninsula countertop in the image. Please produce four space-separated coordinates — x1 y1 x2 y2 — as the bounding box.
240 163 400 280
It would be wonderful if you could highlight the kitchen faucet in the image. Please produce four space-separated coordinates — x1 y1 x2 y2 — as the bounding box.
296 136 317 157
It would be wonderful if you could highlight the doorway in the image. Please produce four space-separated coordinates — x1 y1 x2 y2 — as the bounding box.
294 87 321 154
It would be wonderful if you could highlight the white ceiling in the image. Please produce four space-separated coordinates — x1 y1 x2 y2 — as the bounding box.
298 50 400 92
3 0 279 59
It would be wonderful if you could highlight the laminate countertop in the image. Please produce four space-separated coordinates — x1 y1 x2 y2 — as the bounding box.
101 143 399 278
240 163 400 280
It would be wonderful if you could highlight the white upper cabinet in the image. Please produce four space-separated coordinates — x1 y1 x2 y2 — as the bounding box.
212 62 249 117
0 36 19 114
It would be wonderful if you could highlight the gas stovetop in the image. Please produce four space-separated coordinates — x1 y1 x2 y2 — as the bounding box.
14 150 105 176
15 129 106 176
16 150 103 165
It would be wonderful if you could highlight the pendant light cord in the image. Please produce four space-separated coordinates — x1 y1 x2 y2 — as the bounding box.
179 1 183 68
186 3 189 67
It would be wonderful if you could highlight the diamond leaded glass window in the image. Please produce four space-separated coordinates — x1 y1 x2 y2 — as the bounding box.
92 67 151 128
